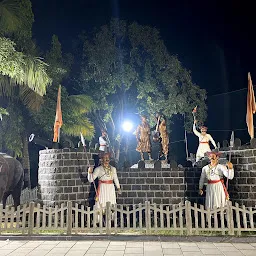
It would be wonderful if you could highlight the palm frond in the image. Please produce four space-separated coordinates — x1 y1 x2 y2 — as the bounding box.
19 86 44 111
63 118 94 139
68 94 94 114
0 37 52 96
15 56 52 96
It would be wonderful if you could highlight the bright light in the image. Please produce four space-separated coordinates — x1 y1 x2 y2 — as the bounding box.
122 120 133 132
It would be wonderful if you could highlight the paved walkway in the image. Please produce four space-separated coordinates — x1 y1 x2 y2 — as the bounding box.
0 240 256 256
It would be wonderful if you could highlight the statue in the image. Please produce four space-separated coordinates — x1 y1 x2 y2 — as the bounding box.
158 115 169 163
136 115 153 161
193 120 217 162
192 106 217 162
0 153 24 209
98 129 108 154
88 153 121 209
199 151 234 210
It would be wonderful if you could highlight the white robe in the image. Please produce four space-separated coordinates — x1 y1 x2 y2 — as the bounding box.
99 136 107 152
199 164 234 210
193 123 217 161
88 165 120 208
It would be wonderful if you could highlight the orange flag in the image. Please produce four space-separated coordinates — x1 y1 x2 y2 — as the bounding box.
246 72 256 139
53 85 63 142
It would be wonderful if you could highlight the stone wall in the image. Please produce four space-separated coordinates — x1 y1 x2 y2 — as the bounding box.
221 147 256 207
38 148 94 206
38 147 256 208
117 168 186 205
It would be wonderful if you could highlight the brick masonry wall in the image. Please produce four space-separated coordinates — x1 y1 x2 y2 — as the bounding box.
117 168 186 205
221 147 256 208
38 147 256 207
38 148 94 206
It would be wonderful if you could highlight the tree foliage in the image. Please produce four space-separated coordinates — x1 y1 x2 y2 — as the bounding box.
79 18 207 160
32 35 94 141
32 85 94 140
0 37 51 97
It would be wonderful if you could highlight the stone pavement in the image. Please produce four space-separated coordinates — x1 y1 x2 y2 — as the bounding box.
0 240 256 256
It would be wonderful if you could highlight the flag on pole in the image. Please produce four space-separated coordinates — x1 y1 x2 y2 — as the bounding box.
246 72 256 139
53 85 63 142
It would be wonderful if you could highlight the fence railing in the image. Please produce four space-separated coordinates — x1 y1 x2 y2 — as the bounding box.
4 187 38 206
0 201 255 236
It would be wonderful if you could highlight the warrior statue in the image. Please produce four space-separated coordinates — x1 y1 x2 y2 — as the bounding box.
158 115 169 163
192 106 217 162
98 130 108 155
88 152 121 209
193 120 217 162
136 115 153 161
199 151 234 210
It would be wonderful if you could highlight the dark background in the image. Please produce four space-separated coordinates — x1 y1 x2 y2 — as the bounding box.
30 0 256 166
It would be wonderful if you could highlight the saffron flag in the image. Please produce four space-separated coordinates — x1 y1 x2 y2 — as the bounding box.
53 85 63 142
246 72 256 139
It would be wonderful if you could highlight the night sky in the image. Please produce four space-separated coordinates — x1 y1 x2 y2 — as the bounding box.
30 0 256 164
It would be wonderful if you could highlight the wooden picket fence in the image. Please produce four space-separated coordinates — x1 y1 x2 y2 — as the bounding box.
0 201 255 236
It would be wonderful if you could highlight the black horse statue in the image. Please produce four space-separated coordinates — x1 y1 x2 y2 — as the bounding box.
0 153 24 209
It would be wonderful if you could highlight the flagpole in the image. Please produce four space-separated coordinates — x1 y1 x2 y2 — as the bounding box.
58 127 60 143
184 114 189 159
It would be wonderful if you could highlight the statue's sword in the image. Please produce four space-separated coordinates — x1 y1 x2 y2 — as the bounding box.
226 131 234 190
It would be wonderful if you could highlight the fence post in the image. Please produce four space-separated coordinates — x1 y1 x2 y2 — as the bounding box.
67 201 72 236
227 201 234 235
106 202 111 235
145 201 151 234
28 202 35 235
185 201 192 235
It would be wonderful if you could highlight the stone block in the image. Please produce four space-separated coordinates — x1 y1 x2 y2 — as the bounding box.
170 185 179 190
139 172 148 177
155 178 164 184
148 172 157 177
162 198 170 204
132 185 142 190
239 158 248 164
150 185 161 190
155 191 164 197
154 160 161 169
248 157 256 163
164 178 174 184
162 172 171 177
141 185 149 190
128 192 137 197
135 178 146 184
247 178 256 184
138 160 145 169
160 185 170 191
122 184 131 190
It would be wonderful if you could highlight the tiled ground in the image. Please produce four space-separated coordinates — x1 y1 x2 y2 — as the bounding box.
0 240 256 256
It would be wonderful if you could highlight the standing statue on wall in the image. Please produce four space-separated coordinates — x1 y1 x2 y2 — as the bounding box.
136 115 153 161
199 151 234 210
158 115 169 163
98 129 108 156
88 153 121 210
193 119 217 162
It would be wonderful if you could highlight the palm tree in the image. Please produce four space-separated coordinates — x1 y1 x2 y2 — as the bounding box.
0 35 52 184
62 94 95 139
